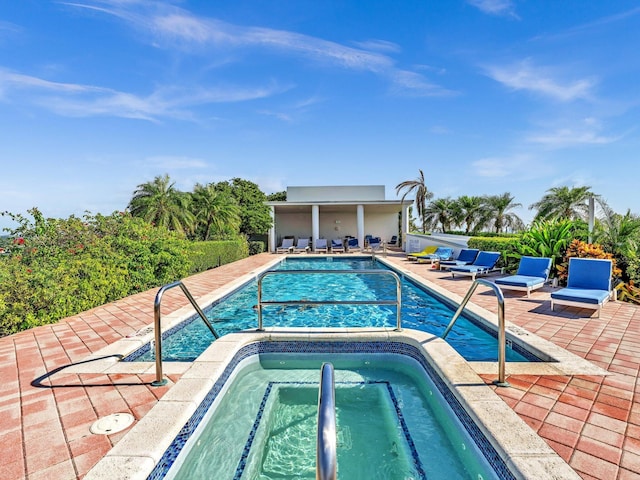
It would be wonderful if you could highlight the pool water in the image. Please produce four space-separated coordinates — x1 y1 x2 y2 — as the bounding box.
166 352 500 480
130 257 537 362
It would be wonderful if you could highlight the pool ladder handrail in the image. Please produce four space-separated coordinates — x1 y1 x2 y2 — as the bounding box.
317 362 337 480
256 269 403 331
152 280 220 387
441 279 510 387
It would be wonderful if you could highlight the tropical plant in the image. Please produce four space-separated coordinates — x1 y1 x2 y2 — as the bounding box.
482 193 524 233
452 195 485 234
128 174 194 235
517 219 575 276
266 191 287 201
423 197 456 233
395 169 434 234
215 178 273 236
191 183 241 240
529 185 596 222
594 206 640 279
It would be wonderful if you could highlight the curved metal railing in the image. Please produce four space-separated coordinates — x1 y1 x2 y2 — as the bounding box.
316 363 337 480
256 269 403 331
152 281 219 387
442 279 509 387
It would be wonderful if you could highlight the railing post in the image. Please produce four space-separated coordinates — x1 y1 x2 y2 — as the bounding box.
317 363 337 480
441 279 509 387
152 280 220 387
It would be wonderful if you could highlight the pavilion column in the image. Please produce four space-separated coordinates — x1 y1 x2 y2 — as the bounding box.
401 205 409 251
312 205 320 251
357 204 364 247
269 206 276 252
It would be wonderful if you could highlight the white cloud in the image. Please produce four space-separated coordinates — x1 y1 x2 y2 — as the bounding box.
467 0 519 19
145 156 209 170
526 117 620 148
472 154 550 179
485 59 596 101
0 68 287 121
68 1 451 97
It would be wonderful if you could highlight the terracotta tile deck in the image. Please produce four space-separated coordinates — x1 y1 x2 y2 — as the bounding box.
2 251 639 479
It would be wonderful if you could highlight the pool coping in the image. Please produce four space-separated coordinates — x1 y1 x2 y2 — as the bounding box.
83 329 581 480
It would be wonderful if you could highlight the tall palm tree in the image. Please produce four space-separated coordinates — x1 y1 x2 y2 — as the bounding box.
128 174 194 234
423 197 456 233
483 193 524 233
191 184 241 240
529 186 595 222
453 195 484 234
395 170 433 234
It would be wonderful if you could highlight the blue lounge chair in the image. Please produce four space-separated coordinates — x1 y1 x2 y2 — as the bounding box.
331 239 345 253
550 258 614 317
292 238 310 253
315 238 328 253
449 251 502 280
276 237 294 253
415 247 454 264
439 249 480 270
388 235 398 246
368 237 382 252
495 256 552 298
347 238 362 252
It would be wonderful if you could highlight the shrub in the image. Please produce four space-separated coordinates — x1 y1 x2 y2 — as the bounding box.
467 236 521 270
189 239 249 273
556 239 621 285
248 241 265 255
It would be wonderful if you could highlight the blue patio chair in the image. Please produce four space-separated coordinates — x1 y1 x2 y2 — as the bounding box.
315 238 328 253
292 238 310 253
388 235 398 246
494 256 552 298
276 237 294 253
415 247 454 264
347 237 362 252
439 249 480 270
550 258 614 317
331 239 345 253
449 251 502 281
368 237 382 252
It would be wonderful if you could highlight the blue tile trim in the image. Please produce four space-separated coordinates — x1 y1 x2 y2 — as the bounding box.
147 341 516 480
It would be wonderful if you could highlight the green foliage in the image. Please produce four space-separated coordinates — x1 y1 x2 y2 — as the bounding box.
266 191 287 201
215 178 273 236
248 241 265 255
0 209 193 336
188 239 249 273
467 236 521 269
516 219 575 276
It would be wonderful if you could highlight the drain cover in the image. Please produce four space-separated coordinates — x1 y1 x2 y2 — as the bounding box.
90 413 135 435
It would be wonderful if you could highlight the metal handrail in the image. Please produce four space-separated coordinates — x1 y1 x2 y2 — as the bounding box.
316 363 337 480
256 269 403 331
152 281 220 387
441 279 510 387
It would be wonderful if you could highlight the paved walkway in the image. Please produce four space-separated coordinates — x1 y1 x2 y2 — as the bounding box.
1 252 639 479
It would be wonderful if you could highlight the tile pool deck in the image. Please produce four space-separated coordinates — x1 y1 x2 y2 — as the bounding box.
1 251 639 479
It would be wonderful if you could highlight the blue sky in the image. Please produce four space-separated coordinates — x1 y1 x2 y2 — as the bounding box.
1 0 639 231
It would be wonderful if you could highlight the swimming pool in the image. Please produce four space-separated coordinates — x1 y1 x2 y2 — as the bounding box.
126 257 540 363
159 341 508 480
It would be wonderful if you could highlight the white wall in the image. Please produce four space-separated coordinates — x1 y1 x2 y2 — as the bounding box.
287 185 385 202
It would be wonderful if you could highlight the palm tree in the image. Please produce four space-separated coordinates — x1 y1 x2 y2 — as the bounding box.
529 186 595 222
453 195 484 234
128 174 194 234
395 170 433 234
423 197 456 233
483 193 524 233
191 184 241 240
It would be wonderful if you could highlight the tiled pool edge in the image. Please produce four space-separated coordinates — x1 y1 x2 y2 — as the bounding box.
83 330 580 480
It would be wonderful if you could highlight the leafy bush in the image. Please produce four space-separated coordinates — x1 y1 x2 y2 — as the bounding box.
248 241 265 255
189 239 249 273
0 209 193 336
517 220 575 277
467 236 521 270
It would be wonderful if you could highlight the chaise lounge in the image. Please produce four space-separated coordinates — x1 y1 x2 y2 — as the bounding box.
331 239 345 253
415 247 454 264
292 238 311 253
550 257 614 317
276 238 294 253
406 245 438 261
449 251 502 281
438 248 480 270
494 256 552 298
315 238 328 253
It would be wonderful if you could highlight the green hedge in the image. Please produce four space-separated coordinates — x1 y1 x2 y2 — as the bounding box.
467 236 522 271
189 239 249 273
